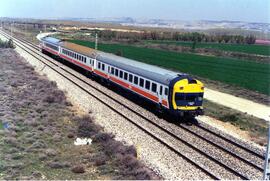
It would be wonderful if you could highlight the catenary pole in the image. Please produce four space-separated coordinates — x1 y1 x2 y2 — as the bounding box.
263 121 270 180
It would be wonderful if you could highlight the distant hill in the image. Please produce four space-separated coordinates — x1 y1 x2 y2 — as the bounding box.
1 16 269 34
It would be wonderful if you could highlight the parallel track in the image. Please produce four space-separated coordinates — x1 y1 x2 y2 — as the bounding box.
1 30 264 180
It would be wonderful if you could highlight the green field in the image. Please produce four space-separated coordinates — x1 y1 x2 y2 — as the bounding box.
69 40 270 95
146 40 270 56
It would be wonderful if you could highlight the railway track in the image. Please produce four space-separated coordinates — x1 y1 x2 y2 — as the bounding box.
0 30 265 180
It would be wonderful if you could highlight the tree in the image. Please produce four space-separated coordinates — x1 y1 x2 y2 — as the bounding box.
8 39 15 48
245 35 256 44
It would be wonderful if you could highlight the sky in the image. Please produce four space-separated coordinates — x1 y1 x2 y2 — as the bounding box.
0 0 269 23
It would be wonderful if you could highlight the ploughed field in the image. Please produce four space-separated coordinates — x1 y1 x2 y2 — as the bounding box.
69 40 270 96
146 40 270 56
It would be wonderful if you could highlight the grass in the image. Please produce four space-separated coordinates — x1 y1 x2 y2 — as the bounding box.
204 99 267 145
146 40 270 56
69 39 270 95
0 122 3 130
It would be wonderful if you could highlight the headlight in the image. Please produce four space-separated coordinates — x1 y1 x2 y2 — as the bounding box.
180 86 184 90
201 87 204 90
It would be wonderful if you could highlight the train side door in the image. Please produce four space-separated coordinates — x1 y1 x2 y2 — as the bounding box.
158 85 164 105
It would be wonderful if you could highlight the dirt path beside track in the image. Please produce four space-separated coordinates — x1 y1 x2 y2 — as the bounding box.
204 88 270 121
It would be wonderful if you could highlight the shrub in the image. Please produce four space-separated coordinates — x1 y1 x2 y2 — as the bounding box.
90 152 108 166
47 161 70 169
92 132 114 143
71 165 85 173
0 39 15 48
76 116 102 137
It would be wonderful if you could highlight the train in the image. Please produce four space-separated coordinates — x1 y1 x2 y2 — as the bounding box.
40 36 204 118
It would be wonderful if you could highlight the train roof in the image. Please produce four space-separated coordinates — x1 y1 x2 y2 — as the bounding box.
96 52 186 85
42 37 61 45
59 41 98 58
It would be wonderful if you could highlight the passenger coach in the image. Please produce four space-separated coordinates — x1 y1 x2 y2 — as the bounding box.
40 36 204 118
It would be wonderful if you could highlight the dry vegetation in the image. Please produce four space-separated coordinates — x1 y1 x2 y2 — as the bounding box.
0 49 160 180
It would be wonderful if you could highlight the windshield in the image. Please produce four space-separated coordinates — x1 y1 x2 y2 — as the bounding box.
175 93 203 106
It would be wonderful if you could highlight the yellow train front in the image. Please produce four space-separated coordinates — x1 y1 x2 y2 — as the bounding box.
168 77 204 118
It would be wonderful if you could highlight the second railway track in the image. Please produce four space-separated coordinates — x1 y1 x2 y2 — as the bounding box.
0 29 265 180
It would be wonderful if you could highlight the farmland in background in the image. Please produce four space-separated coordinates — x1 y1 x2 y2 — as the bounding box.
146 40 270 56
68 39 270 95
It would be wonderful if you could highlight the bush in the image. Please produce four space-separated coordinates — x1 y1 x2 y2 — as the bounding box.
71 165 85 173
0 39 15 48
92 132 114 143
76 116 102 137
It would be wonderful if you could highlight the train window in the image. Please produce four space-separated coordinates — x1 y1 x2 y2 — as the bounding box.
145 80 150 90
119 70 123 78
165 88 168 96
124 72 128 80
139 78 144 87
115 69 119 76
159 86 163 95
152 83 157 92
129 74 133 82
134 76 138 85
108 66 110 72
111 67 115 74
84 57 86 63
98 62 101 69
102 64 105 71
